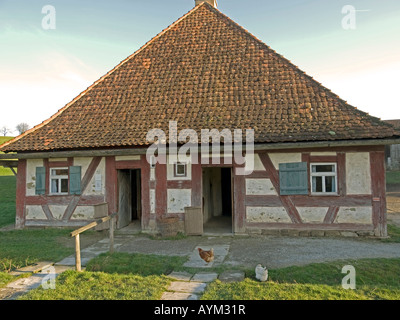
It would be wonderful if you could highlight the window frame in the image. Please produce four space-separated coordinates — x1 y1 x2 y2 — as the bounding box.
174 162 187 178
49 167 69 195
310 162 338 195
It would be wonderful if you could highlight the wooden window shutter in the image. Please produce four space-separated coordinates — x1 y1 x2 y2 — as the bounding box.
35 167 46 195
69 166 82 195
279 162 308 195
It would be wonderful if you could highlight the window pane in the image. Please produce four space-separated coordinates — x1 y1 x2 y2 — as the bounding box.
325 176 336 193
61 179 69 193
312 176 323 192
312 165 335 173
51 179 58 193
176 163 186 176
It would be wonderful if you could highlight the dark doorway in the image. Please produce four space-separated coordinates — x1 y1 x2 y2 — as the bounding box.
117 169 141 229
202 167 233 234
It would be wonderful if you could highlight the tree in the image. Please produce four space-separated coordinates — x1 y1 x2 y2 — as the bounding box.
1 126 11 136
16 123 30 135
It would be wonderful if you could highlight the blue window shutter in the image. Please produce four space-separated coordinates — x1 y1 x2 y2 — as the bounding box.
279 162 308 195
69 166 81 195
35 167 46 195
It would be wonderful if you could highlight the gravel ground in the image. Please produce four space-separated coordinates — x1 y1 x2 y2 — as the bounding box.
115 234 400 269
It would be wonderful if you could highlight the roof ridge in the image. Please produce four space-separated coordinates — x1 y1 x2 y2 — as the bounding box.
0 4 206 152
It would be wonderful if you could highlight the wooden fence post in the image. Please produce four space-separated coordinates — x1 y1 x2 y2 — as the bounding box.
109 216 114 254
75 234 82 272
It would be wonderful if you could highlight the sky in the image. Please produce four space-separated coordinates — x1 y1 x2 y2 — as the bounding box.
0 0 399 135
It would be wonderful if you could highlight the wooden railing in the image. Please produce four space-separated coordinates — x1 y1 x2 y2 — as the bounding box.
70 212 118 272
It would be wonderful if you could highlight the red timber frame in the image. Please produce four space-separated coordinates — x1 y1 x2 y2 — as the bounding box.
16 146 387 236
244 146 387 236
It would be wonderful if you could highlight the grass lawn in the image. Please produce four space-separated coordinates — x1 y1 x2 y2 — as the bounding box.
386 170 400 185
0 229 75 273
19 252 400 300
0 176 17 228
0 137 15 176
201 258 400 300
21 252 183 300
22 270 171 300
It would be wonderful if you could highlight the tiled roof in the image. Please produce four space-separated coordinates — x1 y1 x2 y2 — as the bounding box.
1 3 398 152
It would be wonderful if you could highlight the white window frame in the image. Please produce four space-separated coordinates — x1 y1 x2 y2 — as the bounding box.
310 163 338 195
50 167 69 195
174 162 187 177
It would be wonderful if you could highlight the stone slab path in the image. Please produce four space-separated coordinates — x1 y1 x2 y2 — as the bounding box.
161 270 244 300
0 264 74 300
183 244 230 268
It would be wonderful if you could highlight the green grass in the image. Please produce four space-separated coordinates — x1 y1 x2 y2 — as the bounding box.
86 252 187 276
0 229 74 272
19 250 400 300
0 176 17 228
21 270 170 300
386 171 400 185
0 137 15 176
201 258 400 300
21 252 183 300
382 224 400 243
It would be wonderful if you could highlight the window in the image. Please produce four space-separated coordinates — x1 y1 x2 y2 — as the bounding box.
174 162 187 177
310 163 337 195
50 168 69 194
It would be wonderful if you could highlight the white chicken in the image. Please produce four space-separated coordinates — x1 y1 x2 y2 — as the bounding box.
255 264 268 282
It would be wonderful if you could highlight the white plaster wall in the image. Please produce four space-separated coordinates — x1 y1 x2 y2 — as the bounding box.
150 189 156 214
246 207 291 223
48 205 67 220
167 156 192 181
246 179 277 195
245 153 266 172
167 189 191 213
85 158 106 196
26 159 44 196
310 152 337 156
72 157 105 195
26 205 46 220
335 207 372 224
297 207 329 223
71 206 95 220
269 153 302 170
346 153 371 195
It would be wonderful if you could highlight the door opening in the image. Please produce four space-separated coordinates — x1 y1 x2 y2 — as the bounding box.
202 167 233 234
117 169 141 229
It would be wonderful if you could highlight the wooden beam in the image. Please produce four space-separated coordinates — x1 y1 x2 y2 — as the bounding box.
0 139 394 160
258 153 303 224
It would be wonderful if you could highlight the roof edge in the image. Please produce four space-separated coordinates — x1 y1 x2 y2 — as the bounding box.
1 138 399 159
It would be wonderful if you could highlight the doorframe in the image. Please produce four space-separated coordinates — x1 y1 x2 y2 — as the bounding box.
201 164 234 234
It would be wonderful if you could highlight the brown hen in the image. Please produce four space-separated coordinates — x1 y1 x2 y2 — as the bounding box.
198 248 214 263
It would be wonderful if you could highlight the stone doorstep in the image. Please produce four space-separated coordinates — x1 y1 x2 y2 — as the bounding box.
168 281 207 294
218 270 245 283
161 292 199 301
